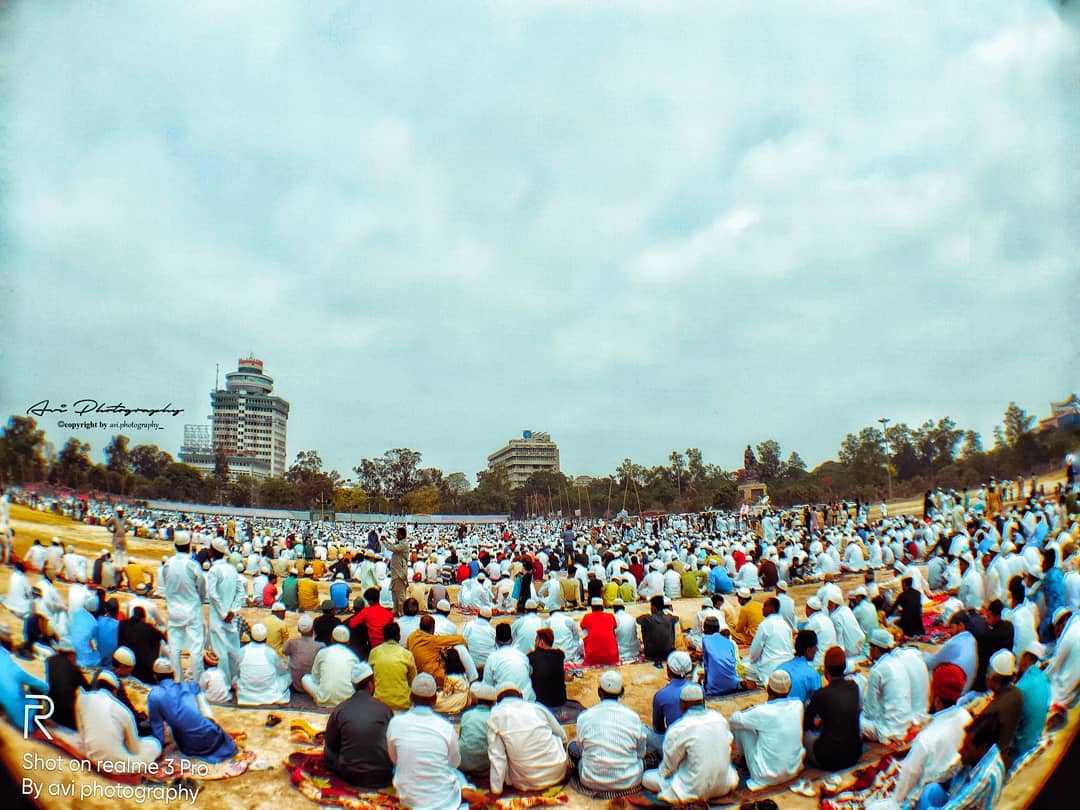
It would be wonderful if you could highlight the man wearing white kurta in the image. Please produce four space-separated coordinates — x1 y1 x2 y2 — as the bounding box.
548 607 584 663
303 625 363 707
4 563 32 619
572 671 646 791
860 629 913 743
76 672 162 771
777 583 797 630
614 602 642 663
829 597 866 658
806 597 838 670
487 682 568 794
206 538 245 686
729 669 805 790
890 645 931 724
512 602 544 655
642 684 739 803
162 532 208 682
236 623 291 705
387 673 466 810
748 600 794 687
1048 608 1080 707
866 705 972 810
462 608 497 670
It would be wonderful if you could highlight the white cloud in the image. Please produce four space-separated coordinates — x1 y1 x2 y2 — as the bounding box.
1 0 1076 478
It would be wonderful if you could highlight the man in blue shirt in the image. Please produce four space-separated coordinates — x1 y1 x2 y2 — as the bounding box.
329 574 351 611
701 617 740 696
1014 642 1050 758
779 630 822 702
0 626 48 728
709 564 733 594
96 598 121 668
69 594 101 667
147 657 237 762
648 651 693 754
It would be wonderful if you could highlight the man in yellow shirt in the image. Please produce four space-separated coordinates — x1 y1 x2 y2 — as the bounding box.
602 578 619 607
124 561 153 591
298 567 320 611
311 558 327 579
262 601 290 656
731 588 764 646
369 622 417 711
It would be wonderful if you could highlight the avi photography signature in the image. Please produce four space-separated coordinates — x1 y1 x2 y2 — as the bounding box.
26 399 184 432
27 399 184 418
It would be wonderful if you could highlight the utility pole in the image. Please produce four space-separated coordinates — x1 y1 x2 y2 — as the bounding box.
878 417 892 502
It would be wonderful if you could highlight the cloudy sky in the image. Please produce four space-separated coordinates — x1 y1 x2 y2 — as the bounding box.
1 1 1077 481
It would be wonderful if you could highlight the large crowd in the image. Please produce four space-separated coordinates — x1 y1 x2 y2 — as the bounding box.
1 469 1079 809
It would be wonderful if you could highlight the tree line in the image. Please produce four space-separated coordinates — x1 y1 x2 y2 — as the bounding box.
0 400 1074 516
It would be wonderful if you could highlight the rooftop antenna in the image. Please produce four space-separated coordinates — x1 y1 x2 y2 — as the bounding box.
215 363 220 391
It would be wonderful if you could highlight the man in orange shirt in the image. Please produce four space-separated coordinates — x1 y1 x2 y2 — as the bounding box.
406 615 470 688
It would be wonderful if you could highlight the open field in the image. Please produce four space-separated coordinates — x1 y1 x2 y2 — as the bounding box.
0 500 1075 809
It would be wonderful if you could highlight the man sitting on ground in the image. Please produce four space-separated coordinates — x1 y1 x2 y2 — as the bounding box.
804 646 862 771
649 651 694 754
303 625 363 708
387 674 468 810
642 684 739 803
571 671 647 793
861 628 914 743
147 658 237 762
323 661 394 788
77 669 161 771
779 630 822 703
729 669 806 790
487 681 568 794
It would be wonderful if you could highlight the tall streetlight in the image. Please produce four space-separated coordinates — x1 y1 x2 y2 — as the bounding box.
878 417 892 502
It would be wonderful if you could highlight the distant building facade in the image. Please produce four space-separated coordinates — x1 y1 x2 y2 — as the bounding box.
178 424 213 474
183 357 290 481
1038 394 1080 433
487 430 560 488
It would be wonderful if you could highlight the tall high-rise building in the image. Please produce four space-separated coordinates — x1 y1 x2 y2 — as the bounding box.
487 430 560 488
200 357 290 480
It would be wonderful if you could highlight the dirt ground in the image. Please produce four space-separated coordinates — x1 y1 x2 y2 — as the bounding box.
0 496 1074 809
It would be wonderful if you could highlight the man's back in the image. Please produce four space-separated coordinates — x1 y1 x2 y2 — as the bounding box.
638 612 677 660
805 678 861 770
702 634 739 696
324 691 394 787
387 706 460 810
575 699 646 790
368 641 416 711
283 636 324 690
488 697 567 793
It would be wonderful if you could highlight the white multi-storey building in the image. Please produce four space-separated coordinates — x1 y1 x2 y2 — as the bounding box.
487 430 560 489
183 357 290 480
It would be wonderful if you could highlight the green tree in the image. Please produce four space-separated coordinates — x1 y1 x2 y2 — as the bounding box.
1003 402 1035 447
781 451 807 479
52 438 94 488
403 484 440 514
130 444 173 480
104 435 132 475
755 439 783 482
334 486 368 513
0 416 48 483
960 430 983 460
